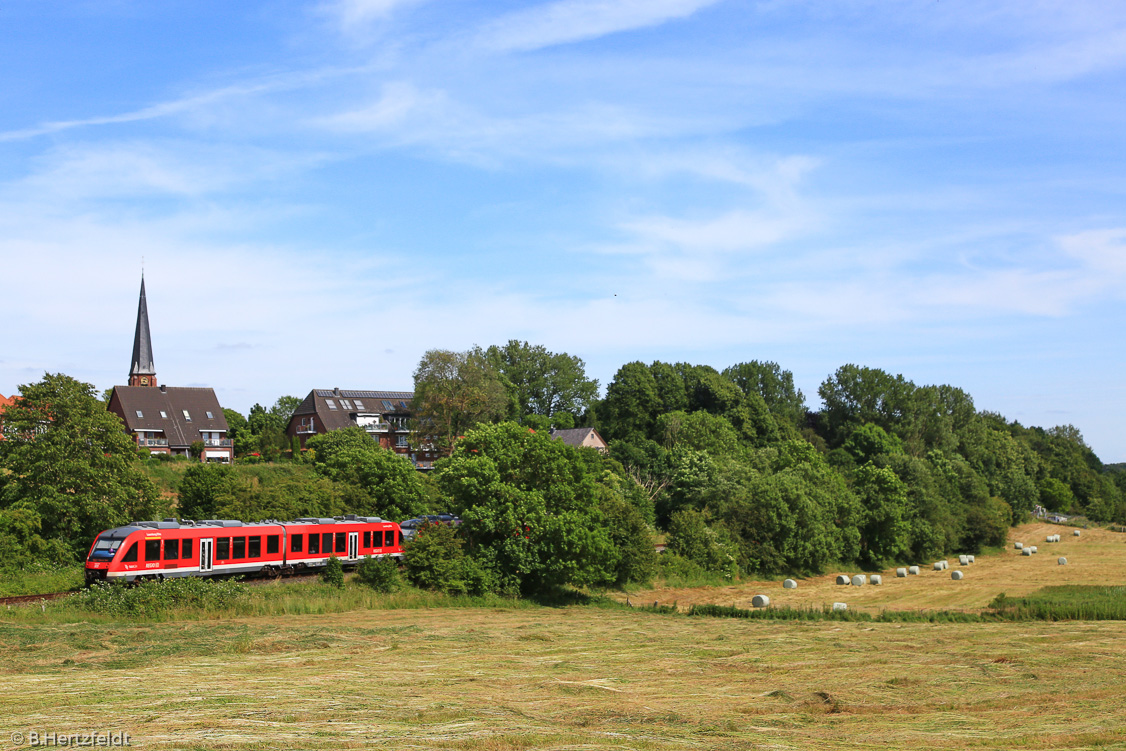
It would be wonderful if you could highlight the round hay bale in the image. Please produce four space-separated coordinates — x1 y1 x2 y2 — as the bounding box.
836 574 850 585
832 602 848 611
783 578 797 589
908 566 920 575
933 561 944 571
870 575 882 585
959 555 969 565
951 570 964 580
752 594 770 608
967 555 975 563
1030 546 1038 553
1015 542 1023 549
851 575 866 586
1058 557 1067 566
1074 530 1081 537
896 567 908 577
1022 548 1033 556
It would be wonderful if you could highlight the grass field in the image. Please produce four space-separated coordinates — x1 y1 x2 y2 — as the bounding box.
620 522 1126 613
1 521 1125 750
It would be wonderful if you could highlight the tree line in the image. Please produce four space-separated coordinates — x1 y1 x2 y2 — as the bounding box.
0 345 1122 597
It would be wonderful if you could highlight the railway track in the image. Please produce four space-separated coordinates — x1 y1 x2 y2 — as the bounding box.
0 592 73 607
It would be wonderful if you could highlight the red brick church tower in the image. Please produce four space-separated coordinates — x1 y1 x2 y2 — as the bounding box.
128 276 157 388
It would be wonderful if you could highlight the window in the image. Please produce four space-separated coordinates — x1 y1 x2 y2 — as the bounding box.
384 530 395 548
206 411 214 419
163 539 179 560
396 435 408 448
340 399 352 409
248 536 261 558
145 539 161 561
267 535 279 555
181 539 192 560
291 534 304 553
326 400 337 410
335 532 346 553
217 538 230 559
400 401 409 410
232 536 246 559
160 411 168 419
183 410 192 421
322 533 333 554
308 534 320 555
136 410 144 418
363 531 371 548
382 400 393 410
354 400 365 409
122 543 138 562
397 531 402 547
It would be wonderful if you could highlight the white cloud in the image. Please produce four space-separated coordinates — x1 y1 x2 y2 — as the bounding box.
476 0 723 53
323 0 427 29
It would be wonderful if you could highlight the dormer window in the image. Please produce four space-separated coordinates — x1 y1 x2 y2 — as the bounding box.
183 410 191 421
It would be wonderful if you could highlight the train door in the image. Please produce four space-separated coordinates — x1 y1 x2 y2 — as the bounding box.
200 538 214 573
348 532 358 561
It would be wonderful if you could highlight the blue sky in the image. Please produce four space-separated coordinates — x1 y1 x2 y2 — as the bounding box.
1 0 1124 461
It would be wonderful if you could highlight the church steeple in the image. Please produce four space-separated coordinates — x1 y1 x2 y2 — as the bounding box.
128 276 157 388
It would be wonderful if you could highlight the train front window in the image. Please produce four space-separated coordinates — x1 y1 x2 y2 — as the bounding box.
88 538 121 561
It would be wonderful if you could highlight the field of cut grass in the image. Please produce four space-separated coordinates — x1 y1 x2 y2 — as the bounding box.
622 522 1126 613
3 605 1126 750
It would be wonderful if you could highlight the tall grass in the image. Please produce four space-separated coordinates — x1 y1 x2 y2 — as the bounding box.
0 563 83 597
988 586 1126 621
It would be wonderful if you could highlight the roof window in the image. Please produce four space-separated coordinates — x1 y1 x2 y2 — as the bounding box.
354 400 365 409
326 400 337 410
206 411 214 419
340 400 352 410
160 411 168 419
382 400 393 409
183 410 192 421
136 410 143 418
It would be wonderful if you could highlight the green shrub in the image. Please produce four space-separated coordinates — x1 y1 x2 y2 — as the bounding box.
356 555 401 593
75 576 245 616
403 523 493 595
322 555 345 588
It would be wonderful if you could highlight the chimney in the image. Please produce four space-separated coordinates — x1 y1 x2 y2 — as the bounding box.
334 387 342 397
159 385 167 393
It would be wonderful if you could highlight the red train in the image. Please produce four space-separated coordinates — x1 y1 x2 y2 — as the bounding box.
84 515 403 585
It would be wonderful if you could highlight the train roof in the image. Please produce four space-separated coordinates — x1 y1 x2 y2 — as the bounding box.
102 514 392 537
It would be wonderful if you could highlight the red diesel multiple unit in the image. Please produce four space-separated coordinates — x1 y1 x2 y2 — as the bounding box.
85 515 403 585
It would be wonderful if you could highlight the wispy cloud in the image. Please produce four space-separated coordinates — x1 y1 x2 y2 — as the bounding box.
476 0 723 52
322 0 428 29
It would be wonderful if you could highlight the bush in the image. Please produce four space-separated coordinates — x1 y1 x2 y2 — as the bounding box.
322 555 344 588
76 576 245 616
403 522 493 595
356 555 401 593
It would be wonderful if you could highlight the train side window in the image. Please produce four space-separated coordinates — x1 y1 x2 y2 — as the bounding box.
322 533 332 554
363 531 371 548
233 536 246 559
291 534 304 553
182 539 193 560
145 539 161 562
267 535 279 555
122 543 138 562
163 539 179 560
335 532 346 553
248 536 261 558
217 538 230 559
397 531 402 547
308 534 320 555
384 530 395 547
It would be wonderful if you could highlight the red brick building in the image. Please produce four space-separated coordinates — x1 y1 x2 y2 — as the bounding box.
286 388 438 468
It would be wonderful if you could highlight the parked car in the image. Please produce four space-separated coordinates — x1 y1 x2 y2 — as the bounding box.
399 513 462 541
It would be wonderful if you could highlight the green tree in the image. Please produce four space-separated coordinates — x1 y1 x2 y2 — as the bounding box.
222 408 255 457
0 373 163 558
852 462 911 566
817 365 916 447
270 395 302 425
178 463 238 520
308 427 429 520
412 348 510 452
435 422 618 595
597 362 661 442
485 340 599 421
722 360 806 427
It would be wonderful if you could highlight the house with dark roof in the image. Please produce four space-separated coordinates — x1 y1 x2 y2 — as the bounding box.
285 388 438 468
106 277 233 463
550 427 608 453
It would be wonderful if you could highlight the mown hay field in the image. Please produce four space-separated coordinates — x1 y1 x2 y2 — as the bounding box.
2 522 1125 750
622 522 1126 613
